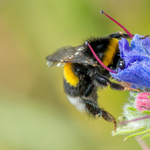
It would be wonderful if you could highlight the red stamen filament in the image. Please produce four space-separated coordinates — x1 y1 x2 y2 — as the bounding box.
100 10 133 39
85 41 116 74
119 115 150 125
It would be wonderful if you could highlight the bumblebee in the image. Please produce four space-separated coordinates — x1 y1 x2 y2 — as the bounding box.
46 32 135 131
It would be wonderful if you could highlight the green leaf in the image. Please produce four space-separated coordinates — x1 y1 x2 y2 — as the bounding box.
113 127 145 136
127 107 137 111
142 110 150 115
124 128 150 141
141 133 150 139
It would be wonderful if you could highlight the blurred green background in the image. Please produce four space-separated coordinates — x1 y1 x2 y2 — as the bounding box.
0 0 150 149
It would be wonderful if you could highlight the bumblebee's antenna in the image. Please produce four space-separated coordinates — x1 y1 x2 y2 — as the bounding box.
85 41 116 74
100 10 133 39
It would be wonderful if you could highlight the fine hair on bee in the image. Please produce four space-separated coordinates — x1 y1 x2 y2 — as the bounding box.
46 10 137 132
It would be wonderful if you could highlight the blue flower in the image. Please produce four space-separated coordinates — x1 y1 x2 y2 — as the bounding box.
111 34 150 88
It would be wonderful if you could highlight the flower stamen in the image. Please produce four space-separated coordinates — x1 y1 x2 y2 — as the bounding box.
100 10 133 39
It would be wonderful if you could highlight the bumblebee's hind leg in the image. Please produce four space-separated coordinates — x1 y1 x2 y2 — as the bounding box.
82 99 102 116
66 94 101 115
83 99 116 132
66 94 116 132
101 110 116 132
108 32 133 39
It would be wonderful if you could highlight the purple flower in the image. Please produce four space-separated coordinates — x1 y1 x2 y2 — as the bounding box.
111 34 150 88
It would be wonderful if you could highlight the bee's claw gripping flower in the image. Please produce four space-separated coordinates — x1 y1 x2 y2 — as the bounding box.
111 34 150 89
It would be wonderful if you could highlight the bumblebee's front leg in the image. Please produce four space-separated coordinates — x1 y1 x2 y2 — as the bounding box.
94 75 140 92
94 75 125 90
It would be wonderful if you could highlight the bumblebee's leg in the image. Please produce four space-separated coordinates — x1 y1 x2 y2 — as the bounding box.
94 75 139 91
109 82 126 91
101 110 116 132
108 32 134 39
109 81 140 92
83 84 94 97
94 75 126 91
94 75 109 88
83 99 102 116
140 35 150 39
79 76 96 98
64 78 116 131
83 99 116 132
81 83 95 97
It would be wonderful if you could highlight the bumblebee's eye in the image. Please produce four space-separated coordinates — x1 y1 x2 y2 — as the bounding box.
118 59 125 70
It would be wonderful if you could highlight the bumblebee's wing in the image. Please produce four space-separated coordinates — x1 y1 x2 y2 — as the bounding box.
46 45 96 67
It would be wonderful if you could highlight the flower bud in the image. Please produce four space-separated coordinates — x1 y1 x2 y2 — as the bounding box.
135 92 150 111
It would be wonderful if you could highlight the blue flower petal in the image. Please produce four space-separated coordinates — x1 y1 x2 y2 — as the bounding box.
111 34 150 88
